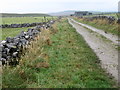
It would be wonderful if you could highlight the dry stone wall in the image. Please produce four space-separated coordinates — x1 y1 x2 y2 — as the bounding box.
0 20 55 65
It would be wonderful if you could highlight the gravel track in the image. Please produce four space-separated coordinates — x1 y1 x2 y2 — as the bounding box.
68 18 118 81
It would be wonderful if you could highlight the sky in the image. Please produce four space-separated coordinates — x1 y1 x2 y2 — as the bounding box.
0 0 119 13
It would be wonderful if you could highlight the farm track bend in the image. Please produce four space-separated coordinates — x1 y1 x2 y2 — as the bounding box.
68 18 118 81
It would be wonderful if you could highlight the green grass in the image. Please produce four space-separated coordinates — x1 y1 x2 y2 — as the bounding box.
2 27 31 40
73 17 119 36
2 19 116 88
1 17 56 25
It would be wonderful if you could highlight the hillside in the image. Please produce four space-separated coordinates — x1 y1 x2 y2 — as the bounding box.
1 13 50 17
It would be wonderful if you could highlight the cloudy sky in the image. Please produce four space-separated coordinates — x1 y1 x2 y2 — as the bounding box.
0 0 119 13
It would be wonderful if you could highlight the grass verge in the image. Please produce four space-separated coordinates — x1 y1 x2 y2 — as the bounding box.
2 19 116 88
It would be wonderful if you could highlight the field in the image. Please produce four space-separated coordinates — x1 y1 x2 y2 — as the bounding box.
2 27 31 40
2 19 115 88
1 13 50 17
1 17 55 25
1 16 57 40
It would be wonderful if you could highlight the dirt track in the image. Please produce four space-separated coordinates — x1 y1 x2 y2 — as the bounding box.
70 18 119 45
68 18 118 81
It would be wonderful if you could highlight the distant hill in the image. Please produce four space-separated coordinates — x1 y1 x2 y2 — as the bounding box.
49 10 76 16
1 13 50 17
